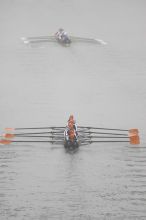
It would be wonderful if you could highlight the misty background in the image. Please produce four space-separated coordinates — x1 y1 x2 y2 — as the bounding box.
0 0 146 219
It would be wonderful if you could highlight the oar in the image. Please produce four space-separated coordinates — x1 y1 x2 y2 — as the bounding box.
21 36 55 40
9 135 64 139
80 135 140 145
5 126 65 131
78 126 139 134
78 126 139 135
3 133 63 139
78 126 128 131
78 131 128 136
0 139 64 145
70 36 107 45
25 39 57 44
79 136 129 139
21 37 57 44
2 132 64 141
82 140 130 143
4 131 64 136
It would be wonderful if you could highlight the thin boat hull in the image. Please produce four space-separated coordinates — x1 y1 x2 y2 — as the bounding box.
56 36 72 46
64 139 79 150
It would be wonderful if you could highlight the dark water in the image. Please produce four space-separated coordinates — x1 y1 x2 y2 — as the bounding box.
0 0 146 219
0 144 146 219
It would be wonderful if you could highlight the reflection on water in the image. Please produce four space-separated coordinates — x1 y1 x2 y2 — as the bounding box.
0 144 146 220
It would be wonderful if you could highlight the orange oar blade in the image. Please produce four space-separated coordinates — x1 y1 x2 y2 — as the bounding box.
129 135 140 145
128 128 140 144
0 139 12 145
3 133 15 138
5 128 15 131
129 129 139 136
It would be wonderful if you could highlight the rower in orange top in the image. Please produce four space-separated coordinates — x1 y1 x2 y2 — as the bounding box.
68 114 74 121
68 129 77 142
64 118 78 141
68 121 74 129
68 115 78 133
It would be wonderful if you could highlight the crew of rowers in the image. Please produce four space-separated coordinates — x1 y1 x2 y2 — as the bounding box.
64 115 78 142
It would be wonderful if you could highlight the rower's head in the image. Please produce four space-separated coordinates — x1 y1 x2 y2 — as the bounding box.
59 28 64 32
68 122 74 129
68 119 74 125
68 115 75 124
69 115 74 120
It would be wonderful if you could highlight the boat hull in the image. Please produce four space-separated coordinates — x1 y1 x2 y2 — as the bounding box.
64 139 79 150
57 36 72 46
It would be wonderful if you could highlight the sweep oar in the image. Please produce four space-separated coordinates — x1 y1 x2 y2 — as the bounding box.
22 36 55 39
21 36 55 42
3 133 64 139
83 140 130 143
79 136 129 139
78 127 139 133
78 131 128 136
24 39 57 44
80 134 140 145
3 131 64 138
0 139 64 145
5 126 65 131
78 126 129 132
7 135 64 139
70 36 107 45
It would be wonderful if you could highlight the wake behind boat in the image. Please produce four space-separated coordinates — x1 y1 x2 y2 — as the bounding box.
21 28 107 46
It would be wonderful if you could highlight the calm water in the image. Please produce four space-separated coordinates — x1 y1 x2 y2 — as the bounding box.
0 0 146 219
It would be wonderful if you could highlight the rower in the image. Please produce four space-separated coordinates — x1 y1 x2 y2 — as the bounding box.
64 122 74 140
68 115 78 133
64 120 78 140
55 28 68 40
64 122 73 140
68 129 77 142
